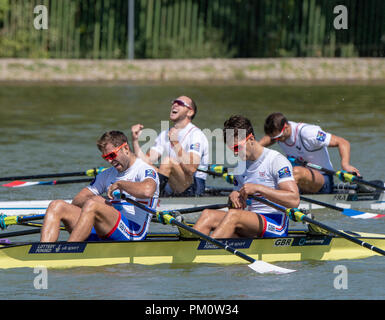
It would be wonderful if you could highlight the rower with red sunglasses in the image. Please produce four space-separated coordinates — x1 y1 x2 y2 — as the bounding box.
40 130 159 243
131 96 209 196
193 115 299 239
259 112 360 194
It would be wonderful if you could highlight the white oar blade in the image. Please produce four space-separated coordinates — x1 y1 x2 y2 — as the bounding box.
248 260 296 274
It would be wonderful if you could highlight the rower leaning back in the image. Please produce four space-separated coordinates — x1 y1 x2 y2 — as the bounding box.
193 115 300 239
131 96 209 196
40 130 159 242
259 112 360 194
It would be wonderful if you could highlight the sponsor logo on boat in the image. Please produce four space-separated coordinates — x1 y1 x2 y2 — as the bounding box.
291 236 332 246
197 239 252 250
29 243 87 254
347 194 380 201
334 193 381 202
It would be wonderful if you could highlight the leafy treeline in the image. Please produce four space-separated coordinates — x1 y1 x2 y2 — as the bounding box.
0 0 384 59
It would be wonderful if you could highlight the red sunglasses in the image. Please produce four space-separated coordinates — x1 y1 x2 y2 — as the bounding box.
172 99 193 110
101 142 127 161
229 133 253 153
271 124 287 141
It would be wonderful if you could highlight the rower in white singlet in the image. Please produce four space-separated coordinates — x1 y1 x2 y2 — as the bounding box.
260 113 360 194
87 157 159 241
40 131 159 243
131 96 209 196
193 115 299 239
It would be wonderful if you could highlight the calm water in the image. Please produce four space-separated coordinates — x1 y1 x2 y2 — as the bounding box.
0 83 385 300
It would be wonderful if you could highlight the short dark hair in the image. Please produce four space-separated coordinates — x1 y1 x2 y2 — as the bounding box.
97 131 128 151
190 98 197 120
223 115 255 143
264 112 288 135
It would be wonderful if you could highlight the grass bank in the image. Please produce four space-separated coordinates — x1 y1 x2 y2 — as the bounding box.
0 58 384 83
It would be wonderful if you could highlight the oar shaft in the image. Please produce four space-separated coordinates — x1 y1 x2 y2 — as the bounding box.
168 215 255 264
352 179 385 191
0 167 104 182
0 228 41 238
299 214 385 256
0 172 85 182
122 195 255 264
294 158 385 192
52 178 94 185
300 196 343 212
175 203 228 214
18 214 46 223
251 195 385 256
2 178 94 188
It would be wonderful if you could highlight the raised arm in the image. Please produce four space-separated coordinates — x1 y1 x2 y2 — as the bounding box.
131 124 161 165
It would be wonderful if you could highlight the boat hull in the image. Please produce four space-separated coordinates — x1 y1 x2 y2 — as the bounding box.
0 231 384 269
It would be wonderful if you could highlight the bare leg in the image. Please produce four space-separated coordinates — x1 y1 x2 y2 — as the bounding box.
40 200 81 242
67 199 120 242
158 157 193 193
211 209 264 239
293 167 325 193
193 209 228 235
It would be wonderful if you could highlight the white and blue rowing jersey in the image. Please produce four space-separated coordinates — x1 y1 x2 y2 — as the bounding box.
233 148 295 215
150 122 209 180
278 121 334 171
87 158 159 226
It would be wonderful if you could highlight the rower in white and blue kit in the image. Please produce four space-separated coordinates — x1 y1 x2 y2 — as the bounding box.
40 130 159 242
193 115 300 239
259 112 360 194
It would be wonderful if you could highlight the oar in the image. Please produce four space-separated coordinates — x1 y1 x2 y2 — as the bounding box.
2 178 94 188
0 167 106 182
292 157 385 192
197 165 234 184
250 195 385 256
300 195 385 219
204 186 233 194
166 203 229 215
0 213 46 230
0 228 41 238
120 194 296 274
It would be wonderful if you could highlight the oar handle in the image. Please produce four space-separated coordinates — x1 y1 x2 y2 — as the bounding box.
0 213 46 230
197 167 234 184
